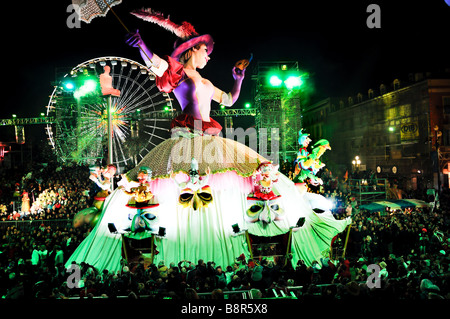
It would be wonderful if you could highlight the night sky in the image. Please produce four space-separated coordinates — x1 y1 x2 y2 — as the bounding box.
1 0 449 143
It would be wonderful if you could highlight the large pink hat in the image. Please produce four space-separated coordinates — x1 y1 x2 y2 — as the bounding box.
171 34 214 60
131 8 214 61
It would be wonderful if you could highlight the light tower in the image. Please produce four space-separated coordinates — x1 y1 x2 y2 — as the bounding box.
252 61 306 164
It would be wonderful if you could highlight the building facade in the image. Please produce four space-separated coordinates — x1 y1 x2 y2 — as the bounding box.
302 74 450 192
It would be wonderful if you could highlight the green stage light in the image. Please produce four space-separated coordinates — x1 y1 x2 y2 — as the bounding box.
63 80 75 91
84 79 97 91
245 103 251 108
284 76 303 90
269 75 283 87
74 78 98 99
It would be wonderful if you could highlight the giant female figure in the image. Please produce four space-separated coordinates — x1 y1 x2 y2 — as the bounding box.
65 9 350 274
125 9 244 136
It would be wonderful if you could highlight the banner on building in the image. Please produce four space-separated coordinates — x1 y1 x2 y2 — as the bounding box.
400 122 419 142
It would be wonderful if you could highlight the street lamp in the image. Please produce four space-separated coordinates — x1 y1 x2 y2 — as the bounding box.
352 156 361 171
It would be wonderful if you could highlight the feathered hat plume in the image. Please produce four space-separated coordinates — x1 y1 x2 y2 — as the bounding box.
130 8 214 60
131 8 197 40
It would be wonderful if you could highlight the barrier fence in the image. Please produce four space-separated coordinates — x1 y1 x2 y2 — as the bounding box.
65 283 373 300
0 219 73 232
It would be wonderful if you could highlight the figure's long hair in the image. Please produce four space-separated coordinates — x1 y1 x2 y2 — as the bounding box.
179 43 204 65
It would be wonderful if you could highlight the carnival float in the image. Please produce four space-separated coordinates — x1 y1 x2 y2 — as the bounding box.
65 7 351 272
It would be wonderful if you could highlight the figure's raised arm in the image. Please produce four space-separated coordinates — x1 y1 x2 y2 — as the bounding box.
213 67 245 107
125 30 168 77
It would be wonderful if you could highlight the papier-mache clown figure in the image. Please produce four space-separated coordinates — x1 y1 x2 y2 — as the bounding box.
122 166 159 233
171 158 213 211
123 166 154 207
309 139 332 174
73 164 117 228
246 161 284 224
89 164 116 203
250 161 280 201
293 129 331 189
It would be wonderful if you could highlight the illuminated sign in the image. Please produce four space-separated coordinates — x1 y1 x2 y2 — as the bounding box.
400 122 419 141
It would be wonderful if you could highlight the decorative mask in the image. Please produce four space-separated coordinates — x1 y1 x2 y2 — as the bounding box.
179 185 213 211
246 198 285 224
129 207 159 233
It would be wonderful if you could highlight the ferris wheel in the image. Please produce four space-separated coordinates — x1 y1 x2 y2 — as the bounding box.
45 56 174 173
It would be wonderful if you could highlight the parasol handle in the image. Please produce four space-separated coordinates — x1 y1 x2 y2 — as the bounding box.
102 0 153 64
102 0 129 32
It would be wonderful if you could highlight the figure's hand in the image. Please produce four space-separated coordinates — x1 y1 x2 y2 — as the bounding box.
232 66 245 81
125 29 144 48
169 170 177 179
309 177 323 186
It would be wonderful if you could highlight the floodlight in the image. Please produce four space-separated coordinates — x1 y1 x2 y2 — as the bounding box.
284 76 303 90
269 75 282 87
63 81 75 91
108 223 118 234
158 227 166 237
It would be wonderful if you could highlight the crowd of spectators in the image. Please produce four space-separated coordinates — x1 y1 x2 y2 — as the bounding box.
0 163 92 221
0 163 449 301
